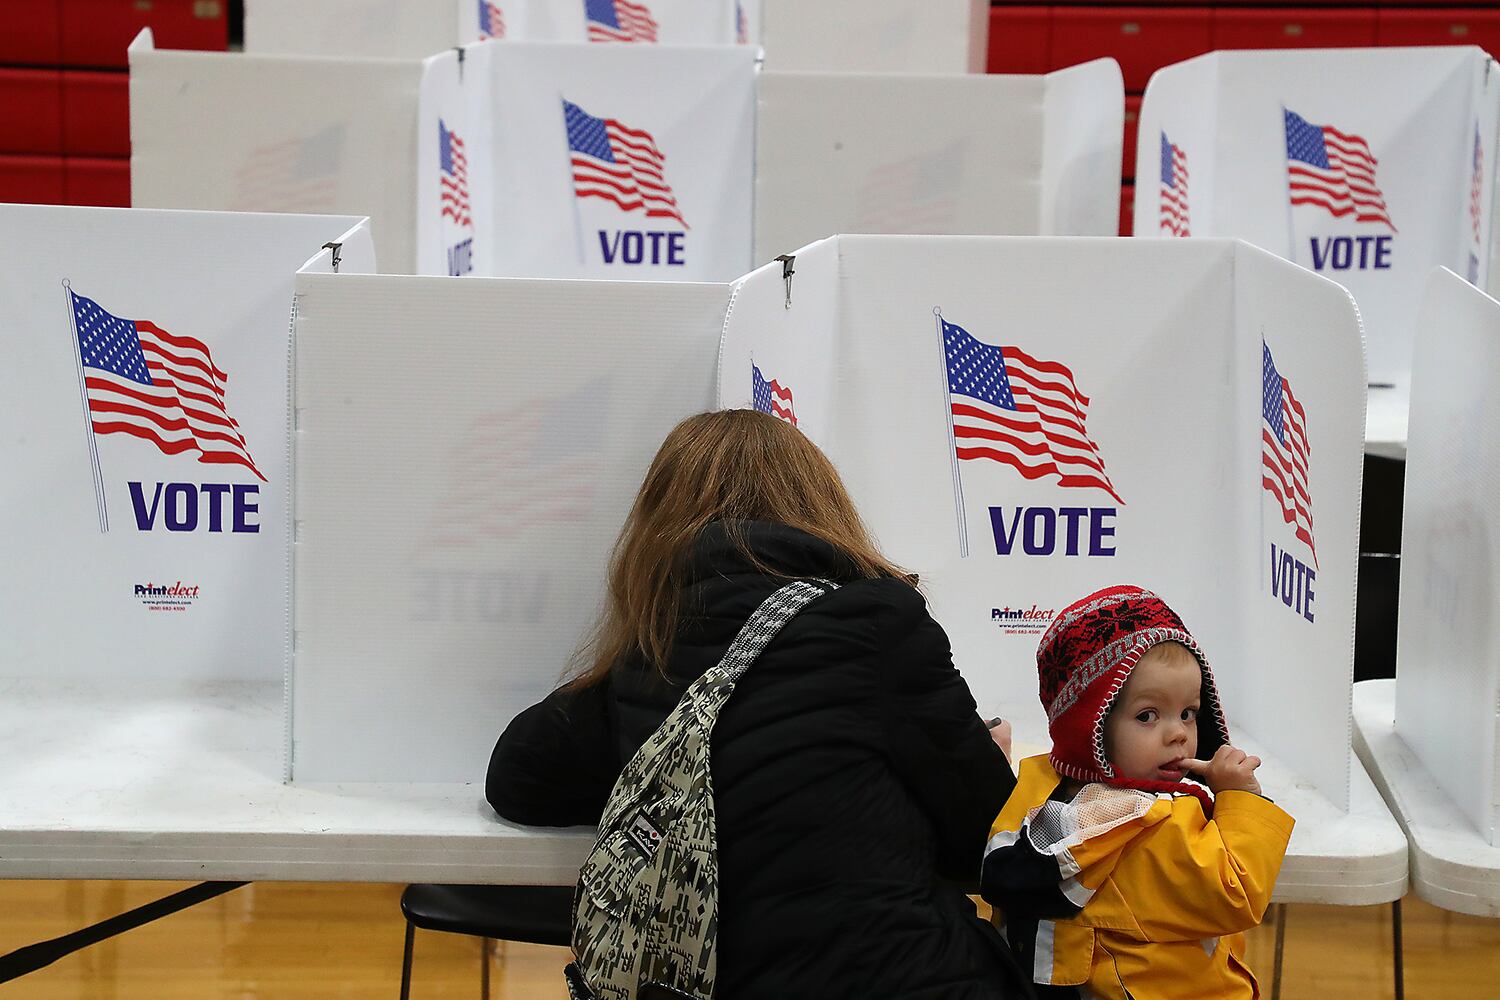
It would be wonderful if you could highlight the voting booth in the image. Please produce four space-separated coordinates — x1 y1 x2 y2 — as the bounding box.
719 235 1365 811
0 205 372 685
289 270 732 782
1135 46 1500 453
754 60 1124 262
0 224 1407 901
417 42 756 280
245 0 757 58
131 32 757 282
1394 268 1500 845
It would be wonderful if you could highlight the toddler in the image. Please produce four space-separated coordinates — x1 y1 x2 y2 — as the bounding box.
981 585 1294 999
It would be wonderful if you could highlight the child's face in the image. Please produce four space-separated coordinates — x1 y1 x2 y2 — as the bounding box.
1102 642 1202 783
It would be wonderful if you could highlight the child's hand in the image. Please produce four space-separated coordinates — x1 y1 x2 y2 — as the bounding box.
985 716 1013 764
1181 744 1263 796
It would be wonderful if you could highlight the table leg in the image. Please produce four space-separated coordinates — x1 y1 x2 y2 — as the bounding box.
400 921 415 1000
1271 902 1288 1000
1392 899 1405 1000
0 880 247 984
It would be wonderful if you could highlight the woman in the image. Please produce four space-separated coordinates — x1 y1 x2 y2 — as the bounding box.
487 409 1026 998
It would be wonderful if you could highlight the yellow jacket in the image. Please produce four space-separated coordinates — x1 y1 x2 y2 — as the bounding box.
981 756 1294 1000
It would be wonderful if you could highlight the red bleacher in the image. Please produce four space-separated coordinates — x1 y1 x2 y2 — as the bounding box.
0 0 228 208
990 2 1500 234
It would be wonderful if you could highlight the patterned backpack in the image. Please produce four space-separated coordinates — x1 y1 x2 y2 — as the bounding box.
564 580 835 1000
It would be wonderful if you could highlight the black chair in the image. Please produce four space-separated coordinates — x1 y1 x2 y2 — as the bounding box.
1354 454 1405 682
399 883 574 1000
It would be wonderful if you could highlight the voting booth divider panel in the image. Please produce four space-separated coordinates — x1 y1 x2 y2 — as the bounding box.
0 205 372 684
1396 268 1500 846
244 0 467 59
757 0 984 74
289 270 732 781
753 60 1124 265
130 30 425 274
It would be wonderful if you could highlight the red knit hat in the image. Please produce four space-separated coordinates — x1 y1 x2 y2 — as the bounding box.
1036 585 1230 811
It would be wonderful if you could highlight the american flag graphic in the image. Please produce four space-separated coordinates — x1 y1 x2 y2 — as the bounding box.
586 0 658 42
1471 126 1484 244
230 125 343 213
563 98 687 228
1284 108 1395 230
941 318 1121 503
424 382 604 547
439 119 472 230
68 290 265 482
478 0 505 38
751 363 796 425
1262 340 1315 565
1159 131 1190 237
736 1 749 44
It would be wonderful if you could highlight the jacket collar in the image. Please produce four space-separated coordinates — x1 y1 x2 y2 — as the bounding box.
683 520 862 585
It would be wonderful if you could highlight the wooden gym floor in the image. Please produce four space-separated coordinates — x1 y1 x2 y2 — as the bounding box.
1 880 1497 998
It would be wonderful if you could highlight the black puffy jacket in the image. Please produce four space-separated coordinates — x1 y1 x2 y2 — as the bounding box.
486 520 1029 998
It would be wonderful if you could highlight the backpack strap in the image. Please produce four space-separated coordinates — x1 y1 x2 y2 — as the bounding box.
716 579 835 686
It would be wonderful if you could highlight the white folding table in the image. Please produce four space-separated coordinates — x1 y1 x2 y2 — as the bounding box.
1353 678 1500 917
4 680 1405 896
0 678 592 884
1365 384 1409 461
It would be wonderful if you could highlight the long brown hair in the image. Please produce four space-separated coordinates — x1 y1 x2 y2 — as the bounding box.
569 409 912 688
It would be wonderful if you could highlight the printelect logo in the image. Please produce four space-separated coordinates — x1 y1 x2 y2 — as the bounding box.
991 604 1055 636
134 580 201 612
